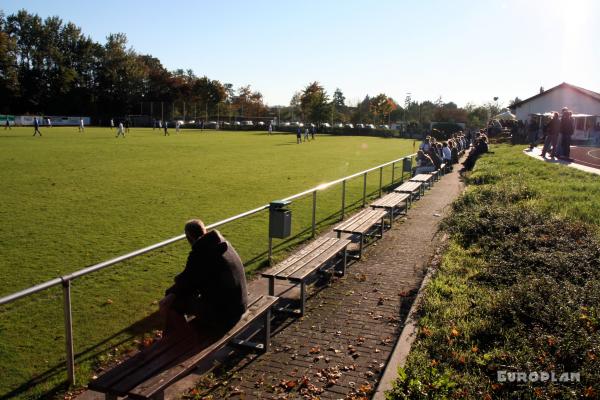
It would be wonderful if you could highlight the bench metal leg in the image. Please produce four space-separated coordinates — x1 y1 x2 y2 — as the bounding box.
300 282 306 316
268 277 275 296
263 308 271 353
341 248 347 276
380 217 385 237
358 234 364 259
388 208 393 228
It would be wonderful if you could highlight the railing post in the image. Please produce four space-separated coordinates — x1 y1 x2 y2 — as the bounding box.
379 166 383 197
311 191 317 237
391 162 395 185
62 279 75 385
363 172 367 207
362 172 367 207
341 180 346 221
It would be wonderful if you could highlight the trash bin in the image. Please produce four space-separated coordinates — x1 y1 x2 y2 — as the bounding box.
402 157 412 173
269 200 292 239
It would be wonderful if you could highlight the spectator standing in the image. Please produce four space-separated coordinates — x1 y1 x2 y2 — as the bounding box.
311 125 316 140
296 127 302 144
4 118 10 130
78 118 85 133
164 121 169 136
110 118 114 130
541 112 560 158
559 108 574 160
47 118 52 128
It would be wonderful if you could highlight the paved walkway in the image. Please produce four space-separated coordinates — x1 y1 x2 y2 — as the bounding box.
524 146 600 175
82 167 465 400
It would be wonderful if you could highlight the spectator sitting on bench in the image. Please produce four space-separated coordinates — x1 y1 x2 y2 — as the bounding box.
461 134 489 172
159 219 248 341
414 150 435 174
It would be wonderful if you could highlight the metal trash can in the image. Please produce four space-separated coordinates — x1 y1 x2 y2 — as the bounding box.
402 157 412 173
269 200 292 239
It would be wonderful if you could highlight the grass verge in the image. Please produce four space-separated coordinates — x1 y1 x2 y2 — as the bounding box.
388 145 600 399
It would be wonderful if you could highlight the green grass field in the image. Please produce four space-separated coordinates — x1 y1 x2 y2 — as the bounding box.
0 126 417 398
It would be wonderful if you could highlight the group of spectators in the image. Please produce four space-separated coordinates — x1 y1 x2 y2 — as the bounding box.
415 132 468 174
415 131 489 174
529 107 575 160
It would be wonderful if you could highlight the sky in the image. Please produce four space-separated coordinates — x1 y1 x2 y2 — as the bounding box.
3 0 600 108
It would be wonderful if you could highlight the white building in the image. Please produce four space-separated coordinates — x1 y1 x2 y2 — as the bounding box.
511 82 600 121
510 82 600 140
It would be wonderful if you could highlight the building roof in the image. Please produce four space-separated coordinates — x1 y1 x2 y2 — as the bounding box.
510 82 600 110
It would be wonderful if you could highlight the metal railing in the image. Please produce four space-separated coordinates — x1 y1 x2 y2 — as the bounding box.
0 152 415 386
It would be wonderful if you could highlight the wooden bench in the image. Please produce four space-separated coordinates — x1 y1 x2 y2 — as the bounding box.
429 170 440 182
261 237 350 316
88 295 278 400
393 181 424 201
333 208 387 259
370 192 410 227
410 173 434 190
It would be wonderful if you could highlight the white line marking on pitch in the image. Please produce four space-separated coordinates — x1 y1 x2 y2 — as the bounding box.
587 149 600 160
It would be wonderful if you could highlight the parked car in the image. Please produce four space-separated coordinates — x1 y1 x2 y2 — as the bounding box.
345 123 354 129
356 123 365 129
379 124 390 129
335 123 344 128
242 120 254 126
234 121 241 126
322 123 331 128
366 124 376 129
257 121 265 126
283 122 291 127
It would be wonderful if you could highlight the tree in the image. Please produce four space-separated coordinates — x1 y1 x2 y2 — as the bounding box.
300 82 330 123
369 94 396 124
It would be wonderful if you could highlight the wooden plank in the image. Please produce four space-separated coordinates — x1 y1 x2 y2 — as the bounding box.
288 240 350 281
333 209 374 232
371 192 410 208
261 237 331 277
394 181 422 193
89 296 264 395
410 174 432 182
88 336 187 394
350 210 387 233
276 238 344 279
128 296 278 399
334 209 386 234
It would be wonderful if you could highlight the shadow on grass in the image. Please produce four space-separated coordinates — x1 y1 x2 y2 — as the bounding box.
0 312 163 400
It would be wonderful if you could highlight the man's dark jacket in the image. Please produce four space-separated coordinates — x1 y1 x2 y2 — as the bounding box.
560 116 574 136
165 230 248 330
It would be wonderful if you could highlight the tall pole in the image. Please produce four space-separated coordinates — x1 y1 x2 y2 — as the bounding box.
161 102 164 121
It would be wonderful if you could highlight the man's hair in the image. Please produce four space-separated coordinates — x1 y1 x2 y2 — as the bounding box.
184 219 207 242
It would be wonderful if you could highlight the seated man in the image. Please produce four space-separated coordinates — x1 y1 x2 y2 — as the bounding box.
159 219 248 341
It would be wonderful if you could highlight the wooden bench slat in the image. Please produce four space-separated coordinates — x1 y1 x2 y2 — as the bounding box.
410 174 433 182
333 209 386 234
261 237 334 278
370 192 410 208
394 181 422 193
277 238 345 279
128 295 278 398
88 336 187 394
288 239 350 281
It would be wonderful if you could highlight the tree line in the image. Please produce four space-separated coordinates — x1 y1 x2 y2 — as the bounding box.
0 9 501 128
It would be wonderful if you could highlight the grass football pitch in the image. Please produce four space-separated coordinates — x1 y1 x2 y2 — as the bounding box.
0 126 417 398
